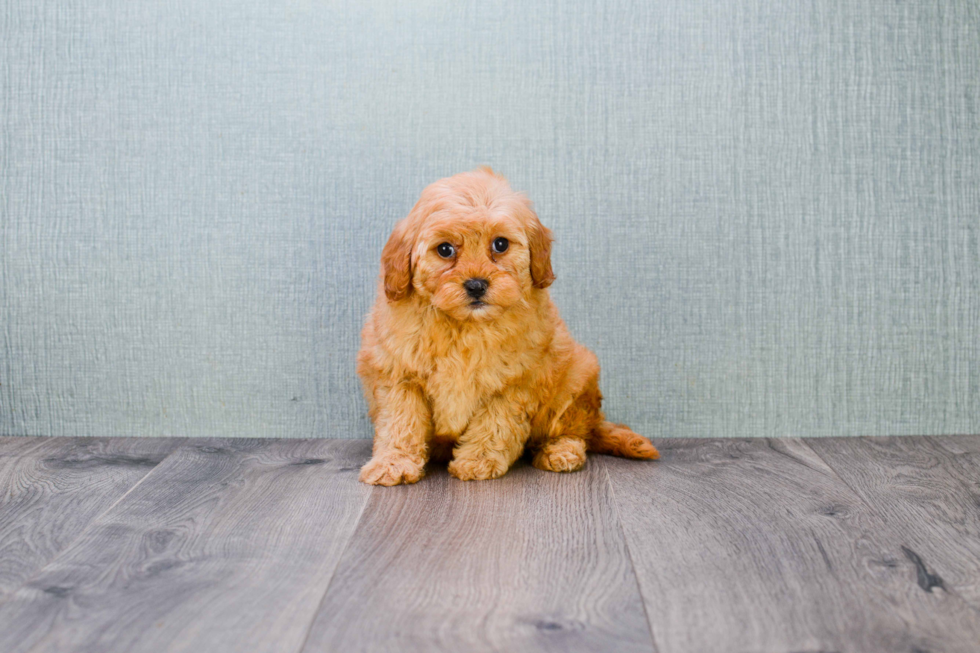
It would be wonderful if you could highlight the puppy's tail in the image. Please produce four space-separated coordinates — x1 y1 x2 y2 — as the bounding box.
589 421 660 460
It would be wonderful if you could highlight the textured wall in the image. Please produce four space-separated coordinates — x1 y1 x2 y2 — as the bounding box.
1 0 978 439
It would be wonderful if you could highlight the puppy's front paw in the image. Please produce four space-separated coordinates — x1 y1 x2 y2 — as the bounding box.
448 454 510 481
359 453 424 486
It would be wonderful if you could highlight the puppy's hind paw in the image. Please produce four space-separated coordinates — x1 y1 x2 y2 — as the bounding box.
359 453 424 486
532 438 587 473
448 455 510 481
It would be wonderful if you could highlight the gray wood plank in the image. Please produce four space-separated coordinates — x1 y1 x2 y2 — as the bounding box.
302 461 655 653
0 438 373 653
601 438 980 653
807 435 980 610
0 436 49 460
0 436 183 598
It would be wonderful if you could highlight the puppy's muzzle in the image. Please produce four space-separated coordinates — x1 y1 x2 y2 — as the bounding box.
463 278 489 300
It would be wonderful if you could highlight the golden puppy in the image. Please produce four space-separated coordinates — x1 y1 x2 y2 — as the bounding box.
357 167 658 485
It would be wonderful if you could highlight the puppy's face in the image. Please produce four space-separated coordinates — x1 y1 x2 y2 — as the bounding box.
414 211 527 321
381 169 554 322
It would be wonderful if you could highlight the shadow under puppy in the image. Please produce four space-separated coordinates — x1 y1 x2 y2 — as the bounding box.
358 167 658 485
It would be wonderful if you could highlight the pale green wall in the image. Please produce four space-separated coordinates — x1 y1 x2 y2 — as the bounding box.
2 0 978 438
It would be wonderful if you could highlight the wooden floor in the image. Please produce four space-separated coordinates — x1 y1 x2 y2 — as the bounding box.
0 436 978 652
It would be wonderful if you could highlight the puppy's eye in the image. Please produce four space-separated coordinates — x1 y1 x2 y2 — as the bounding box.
492 237 509 254
436 242 455 259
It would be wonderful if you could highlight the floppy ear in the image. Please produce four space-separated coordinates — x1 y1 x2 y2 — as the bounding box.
527 213 555 289
381 218 415 301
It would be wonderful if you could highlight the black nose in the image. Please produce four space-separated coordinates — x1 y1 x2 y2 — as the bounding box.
463 278 489 299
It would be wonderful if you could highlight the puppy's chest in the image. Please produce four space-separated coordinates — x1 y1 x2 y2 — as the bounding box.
424 350 518 436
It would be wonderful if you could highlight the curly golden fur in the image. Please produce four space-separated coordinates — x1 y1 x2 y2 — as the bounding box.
357 167 658 485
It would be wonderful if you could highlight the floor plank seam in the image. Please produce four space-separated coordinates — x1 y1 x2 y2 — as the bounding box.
294 483 374 653
0 441 184 612
927 438 980 518
0 437 51 459
598 458 662 653
798 438 880 515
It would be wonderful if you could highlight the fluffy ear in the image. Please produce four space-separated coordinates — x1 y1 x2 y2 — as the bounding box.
526 211 555 289
381 218 416 301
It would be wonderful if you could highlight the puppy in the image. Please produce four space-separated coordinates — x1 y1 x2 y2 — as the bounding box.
357 167 658 485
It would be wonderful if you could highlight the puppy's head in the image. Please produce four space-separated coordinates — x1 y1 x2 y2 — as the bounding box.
381 167 554 321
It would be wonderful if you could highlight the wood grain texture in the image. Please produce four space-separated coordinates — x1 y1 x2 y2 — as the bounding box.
0 438 373 653
807 435 980 610
2 436 978 653
601 439 980 653
302 461 655 653
0 437 183 598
